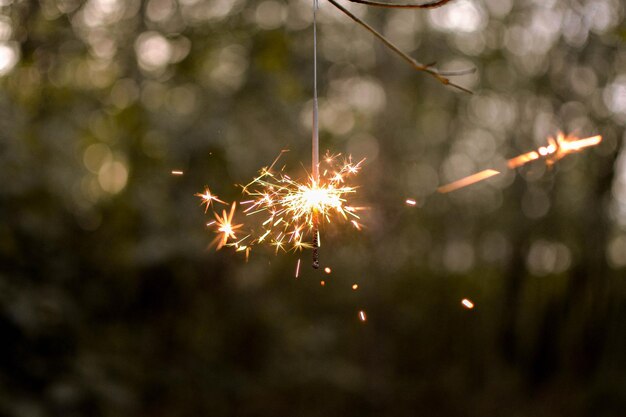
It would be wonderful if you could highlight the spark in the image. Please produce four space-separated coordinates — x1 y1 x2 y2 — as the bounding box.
295 258 301 278
210 202 243 250
405 198 417 206
195 187 226 212
324 267 331 274
358 310 367 322
438 132 602 193
461 299 474 309
171 170 184 175
320 280 326 286
352 284 359 290
198 152 365 257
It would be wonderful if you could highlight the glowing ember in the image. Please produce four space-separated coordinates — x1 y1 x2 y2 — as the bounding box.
461 299 474 309
438 132 602 193
324 267 332 274
295 258 301 278
405 198 417 206
358 310 367 322
352 284 359 290
171 170 184 175
320 280 326 286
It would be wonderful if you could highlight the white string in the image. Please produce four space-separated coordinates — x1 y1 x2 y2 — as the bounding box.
312 0 319 182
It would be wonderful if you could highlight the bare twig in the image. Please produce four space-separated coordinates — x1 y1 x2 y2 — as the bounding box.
326 0 474 93
346 0 453 9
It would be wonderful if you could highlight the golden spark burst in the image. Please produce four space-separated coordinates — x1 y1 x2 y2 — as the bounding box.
195 187 226 212
198 152 365 256
209 202 243 250
438 132 602 193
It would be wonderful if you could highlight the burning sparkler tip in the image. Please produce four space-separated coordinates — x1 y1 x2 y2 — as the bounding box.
198 150 364 259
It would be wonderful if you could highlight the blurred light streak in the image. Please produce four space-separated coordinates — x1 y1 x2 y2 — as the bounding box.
437 169 500 194
438 133 602 193
461 299 474 309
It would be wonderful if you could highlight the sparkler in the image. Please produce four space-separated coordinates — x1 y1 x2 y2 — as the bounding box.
198 0 368 267
438 132 602 194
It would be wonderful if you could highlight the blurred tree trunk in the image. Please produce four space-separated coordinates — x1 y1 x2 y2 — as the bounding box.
498 138 622 385
561 141 622 380
498 175 528 369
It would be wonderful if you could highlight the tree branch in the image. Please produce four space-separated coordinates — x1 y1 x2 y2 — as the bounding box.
326 0 473 93
345 0 453 9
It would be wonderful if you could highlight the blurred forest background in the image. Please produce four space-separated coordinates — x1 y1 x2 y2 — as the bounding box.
1 0 625 416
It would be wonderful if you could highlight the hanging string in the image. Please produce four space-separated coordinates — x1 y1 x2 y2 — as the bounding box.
312 0 320 269
312 0 319 180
